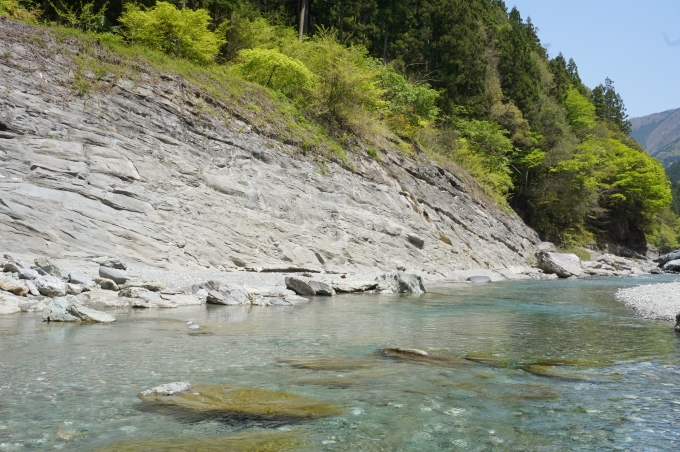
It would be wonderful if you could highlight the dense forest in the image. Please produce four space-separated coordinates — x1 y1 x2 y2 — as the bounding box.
2 0 678 253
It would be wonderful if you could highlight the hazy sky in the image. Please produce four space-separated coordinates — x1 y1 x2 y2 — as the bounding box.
509 1 680 118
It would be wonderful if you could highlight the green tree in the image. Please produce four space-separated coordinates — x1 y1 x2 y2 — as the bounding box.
497 7 542 114
564 87 596 136
591 78 631 135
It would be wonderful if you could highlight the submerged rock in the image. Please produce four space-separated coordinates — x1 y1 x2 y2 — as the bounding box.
277 357 377 371
521 364 604 382
137 383 342 421
535 251 582 278
291 374 359 388
675 313 680 333
380 347 469 367
376 272 426 294
463 352 510 368
95 430 305 452
535 358 601 367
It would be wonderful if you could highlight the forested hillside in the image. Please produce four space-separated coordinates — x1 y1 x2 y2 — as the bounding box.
631 108 680 167
2 0 677 252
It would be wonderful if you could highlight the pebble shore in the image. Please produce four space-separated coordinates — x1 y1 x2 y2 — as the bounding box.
615 281 680 320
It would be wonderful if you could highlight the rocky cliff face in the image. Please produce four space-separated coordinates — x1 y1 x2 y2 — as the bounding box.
0 20 540 277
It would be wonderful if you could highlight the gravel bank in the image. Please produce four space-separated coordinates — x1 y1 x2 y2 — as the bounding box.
615 281 680 320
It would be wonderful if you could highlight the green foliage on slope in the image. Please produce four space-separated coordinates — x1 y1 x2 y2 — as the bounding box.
8 0 678 250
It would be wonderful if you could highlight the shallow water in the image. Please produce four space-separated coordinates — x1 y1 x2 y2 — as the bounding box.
1 275 680 451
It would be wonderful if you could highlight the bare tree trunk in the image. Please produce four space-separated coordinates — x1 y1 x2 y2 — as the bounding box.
339 1 344 43
299 0 309 41
382 19 389 66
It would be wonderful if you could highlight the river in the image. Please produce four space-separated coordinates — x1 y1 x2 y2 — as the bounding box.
1 275 679 450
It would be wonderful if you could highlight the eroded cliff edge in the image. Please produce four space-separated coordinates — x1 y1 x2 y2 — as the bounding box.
0 20 541 277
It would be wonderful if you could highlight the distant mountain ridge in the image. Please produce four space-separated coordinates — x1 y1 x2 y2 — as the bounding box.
631 108 680 166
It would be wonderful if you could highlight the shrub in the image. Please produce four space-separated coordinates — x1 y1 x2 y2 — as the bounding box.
0 0 37 21
119 2 225 65
294 28 385 130
236 48 317 100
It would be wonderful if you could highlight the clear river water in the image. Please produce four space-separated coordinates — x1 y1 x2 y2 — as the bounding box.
1 275 679 451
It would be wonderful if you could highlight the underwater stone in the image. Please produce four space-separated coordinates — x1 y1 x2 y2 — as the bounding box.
95 430 305 452
137 383 342 421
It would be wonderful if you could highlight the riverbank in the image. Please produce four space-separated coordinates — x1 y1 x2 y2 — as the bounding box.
615 281 680 321
1 251 556 317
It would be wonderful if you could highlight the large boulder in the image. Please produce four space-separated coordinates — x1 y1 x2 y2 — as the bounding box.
69 273 93 285
0 291 21 315
94 277 119 291
376 271 426 294
307 280 335 296
69 304 116 323
285 277 316 296
18 268 39 280
535 251 583 278
34 257 62 278
0 280 29 296
118 280 167 292
204 282 249 305
675 313 680 333
98 266 129 285
656 250 680 266
2 254 25 271
42 297 78 322
43 297 115 322
33 275 68 297
331 280 378 293
663 259 680 272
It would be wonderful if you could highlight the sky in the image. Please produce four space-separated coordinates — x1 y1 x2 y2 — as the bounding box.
509 1 680 118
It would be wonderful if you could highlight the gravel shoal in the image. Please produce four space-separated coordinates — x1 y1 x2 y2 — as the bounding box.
615 282 680 320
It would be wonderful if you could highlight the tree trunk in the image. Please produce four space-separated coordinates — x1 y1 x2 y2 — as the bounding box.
299 0 309 41
339 1 344 43
382 19 389 66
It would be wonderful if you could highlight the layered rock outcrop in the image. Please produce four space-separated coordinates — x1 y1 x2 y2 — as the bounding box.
0 20 540 276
